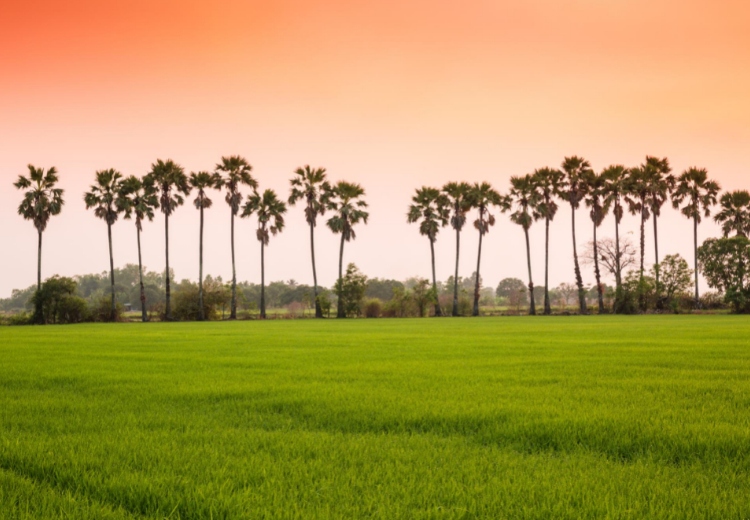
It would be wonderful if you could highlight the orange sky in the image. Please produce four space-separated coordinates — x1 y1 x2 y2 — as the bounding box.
2 0 750 297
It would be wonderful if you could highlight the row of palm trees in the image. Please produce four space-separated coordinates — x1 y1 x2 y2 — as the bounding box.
14 158 368 321
407 156 743 316
13 155 744 319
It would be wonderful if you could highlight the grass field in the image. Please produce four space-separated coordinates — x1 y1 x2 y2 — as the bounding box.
1 317 749 519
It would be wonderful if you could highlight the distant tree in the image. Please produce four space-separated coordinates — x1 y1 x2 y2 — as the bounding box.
509 174 541 315
655 254 693 303
496 278 528 304
410 278 437 317
584 171 611 313
714 190 750 238
582 237 637 286
145 159 191 321
118 176 159 321
556 282 578 311
532 167 563 315
600 165 629 310
671 167 720 305
698 236 750 313
84 169 125 322
189 171 220 320
365 279 405 301
243 189 287 319
407 187 450 317
326 181 369 318
13 164 65 306
643 156 675 289
31 276 88 325
468 182 506 316
215 155 257 319
559 156 592 314
442 181 473 316
334 263 368 317
288 165 331 318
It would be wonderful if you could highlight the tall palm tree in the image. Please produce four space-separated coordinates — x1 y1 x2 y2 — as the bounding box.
531 167 563 315
468 182 504 317
624 166 651 283
559 156 592 314
243 189 287 319
643 156 675 288
288 166 332 318
145 159 191 321
442 181 473 316
190 171 220 320
118 175 159 322
671 167 720 305
600 165 628 294
583 171 611 314
84 169 124 321
326 181 369 318
508 175 541 315
713 190 750 238
407 187 450 317
215 155 257 319
13 165 64 297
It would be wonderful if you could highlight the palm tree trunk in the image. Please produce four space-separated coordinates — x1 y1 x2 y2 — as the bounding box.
37 229 42 291
653 212 660 289
230 211 237 320
137 225 148 322
453 227 460 316
593 222 604 314
310 222 322 318
430 236 442 317
614 205 622 288
638 207 646 312
693 216 700 307
337 232 345 318
165 213 172 321
544 214 551 315
198 206 205 321
108 222 116 321
260 240 266 319
572 203 587 314
524 227 536 316
472 230 483 317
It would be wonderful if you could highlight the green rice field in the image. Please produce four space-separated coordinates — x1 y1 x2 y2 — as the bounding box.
1 316 749 519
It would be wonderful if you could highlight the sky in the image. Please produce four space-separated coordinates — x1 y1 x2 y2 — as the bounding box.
2 0 749 298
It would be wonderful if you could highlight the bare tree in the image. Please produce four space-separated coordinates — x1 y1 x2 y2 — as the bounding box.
582 236 637 283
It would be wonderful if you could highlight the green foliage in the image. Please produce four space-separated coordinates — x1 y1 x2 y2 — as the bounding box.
496 278 528 302
333 263 368 317
655 254 693 302
365 278 405 301
31 276 88 324
362 298 382 318
698 236 750 313
1 318 750 518
89 296 124 323
172 278 231 321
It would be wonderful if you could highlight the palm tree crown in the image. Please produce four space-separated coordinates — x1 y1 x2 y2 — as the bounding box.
714 190 750 237
326 181 369 241
443 182 473 233
470 182 504 235
14 164 64 233
643 156 675 218
407 187 450 240
559 156 592 208
84 169 123 225
190 172 220 210
146 159 191 215
672 167 720 223
533 167 563 223
118 176 158 231
215 155 257 214
508 175 541 231
289 166 331 226
243 189 287 244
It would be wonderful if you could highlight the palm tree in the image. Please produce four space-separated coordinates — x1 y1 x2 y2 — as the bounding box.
243 189 287 319
145 159 191 321
118 175 159 322
671 167 720 305
508 175 541 315
442 181 473 316
215 155 257 319
643 156 675 288
713 190 750 238
600 165 629 294
84 169 124 321
531 167 563 315
624 166 651 283
559 156 592 314
468 182 505 317
190 172 220 320
407 187 450 317
326 181 369 318
14 165 65 296
288 166 332 318
583 171 611 314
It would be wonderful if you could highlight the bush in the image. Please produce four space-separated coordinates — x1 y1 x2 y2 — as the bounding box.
363 298 382 318
89 296 124 322
700 291 727 311
31 276 90 324
4 313 32 326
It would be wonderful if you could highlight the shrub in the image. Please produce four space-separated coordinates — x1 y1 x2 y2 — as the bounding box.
363 298 382 318
31 276 90 324
286 301 305 317
89 296 124 322
5 313 32 326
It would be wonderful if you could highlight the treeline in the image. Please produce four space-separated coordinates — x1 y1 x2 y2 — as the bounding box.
10 154 750 323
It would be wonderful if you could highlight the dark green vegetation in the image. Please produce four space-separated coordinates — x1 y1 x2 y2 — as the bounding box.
1 317 749 519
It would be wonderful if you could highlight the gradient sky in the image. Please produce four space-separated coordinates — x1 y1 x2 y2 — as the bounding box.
2 0 749 298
